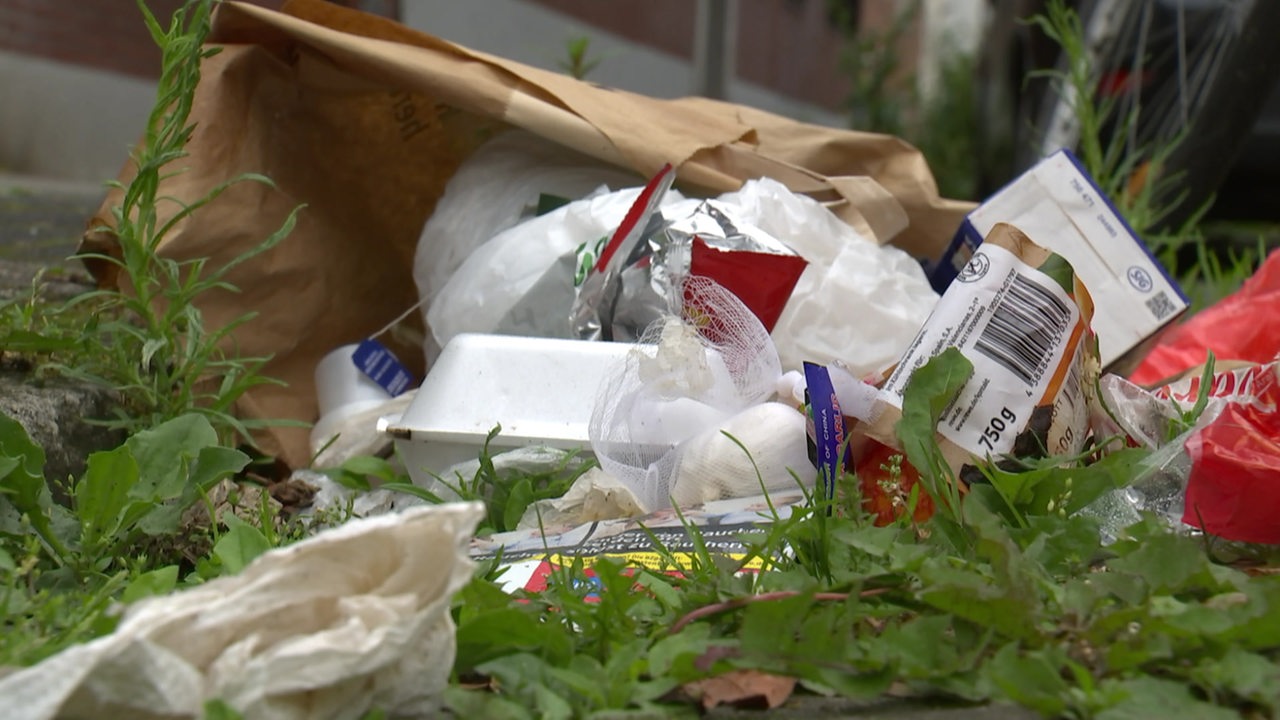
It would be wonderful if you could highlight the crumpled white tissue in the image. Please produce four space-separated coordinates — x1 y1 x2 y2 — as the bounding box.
0 502 484 720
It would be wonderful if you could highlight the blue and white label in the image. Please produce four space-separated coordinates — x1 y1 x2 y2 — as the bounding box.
803 362 844 503
352 338 415 396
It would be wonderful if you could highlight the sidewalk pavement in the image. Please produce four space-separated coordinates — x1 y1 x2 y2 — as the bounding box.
0 172 104 266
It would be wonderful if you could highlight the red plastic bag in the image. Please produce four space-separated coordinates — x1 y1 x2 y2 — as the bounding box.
1182 362 1280 544
1131 249 1280 385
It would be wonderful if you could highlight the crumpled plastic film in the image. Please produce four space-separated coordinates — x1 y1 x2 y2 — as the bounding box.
427 184 698 356
0 503 484 720
589 276 787 511
716 178 939 376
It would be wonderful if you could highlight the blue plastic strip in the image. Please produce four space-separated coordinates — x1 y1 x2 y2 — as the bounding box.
352 338 415 396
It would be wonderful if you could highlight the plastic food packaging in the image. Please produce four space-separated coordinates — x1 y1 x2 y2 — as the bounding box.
432 164 938 379
1092 360 1280 544
1130 248 1280 385
570 167 938 376
840 223 1099 523
590 276 813 511
715 176 941 377
571 165 810 344
930 149 1188 369
386 334 634 486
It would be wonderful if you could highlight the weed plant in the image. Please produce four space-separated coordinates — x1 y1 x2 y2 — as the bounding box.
41 0 299 445
1029 0 1264 313
1 0 301 671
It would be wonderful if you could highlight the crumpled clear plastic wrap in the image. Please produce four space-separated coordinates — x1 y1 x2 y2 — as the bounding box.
1086 361 1280 545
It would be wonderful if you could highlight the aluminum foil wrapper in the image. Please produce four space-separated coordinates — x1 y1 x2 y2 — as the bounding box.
571 166 801 342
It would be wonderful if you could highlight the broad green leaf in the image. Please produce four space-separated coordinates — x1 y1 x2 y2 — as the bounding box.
808 663 896 699
647 624 714 679
325 468 372 492
76 446 140 551
984 644 1068 716
188 446 251 490
134 502 186 537
1107 531 1215 594
0 412 49 516
443 688 532 720
632 570 681 609
1220 581 1280 650
503 478 535 533
0 456 20 480
0 545 14 572
548 663 606 706
1013 513 1102 576
984 448 1147 519
837 524 901 558
917 559 1039 642
127 414 218 500
896 348 973 518
899 349 974 452
1190 647 1280 710
455 606 568 674
0 495 24 536
881 614 958 677
48 504 82 555
213 514 271 575
1096 676 1237 720
739 589 811 659
335 455 399 482
477 654 575 720
455 575 523 619
121 565 180 604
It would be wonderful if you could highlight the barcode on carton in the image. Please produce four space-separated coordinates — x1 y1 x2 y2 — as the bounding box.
975 273 1072 386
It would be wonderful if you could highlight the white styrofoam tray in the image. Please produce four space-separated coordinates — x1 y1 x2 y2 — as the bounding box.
384 334 632 483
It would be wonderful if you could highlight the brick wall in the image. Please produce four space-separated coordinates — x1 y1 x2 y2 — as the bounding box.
526 0 912 112
0 1 283 79
0 0 398 79
0 0 901 110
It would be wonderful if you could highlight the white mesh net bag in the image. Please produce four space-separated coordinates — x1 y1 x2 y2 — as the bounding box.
589 275 784 511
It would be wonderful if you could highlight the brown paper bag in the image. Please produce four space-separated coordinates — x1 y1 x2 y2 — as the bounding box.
82 0 973 469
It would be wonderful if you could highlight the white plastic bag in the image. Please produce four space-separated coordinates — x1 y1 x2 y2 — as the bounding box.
413 129 640 331
427 185 697 354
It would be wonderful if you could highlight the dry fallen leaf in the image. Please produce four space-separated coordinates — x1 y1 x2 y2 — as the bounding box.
684 670 797 710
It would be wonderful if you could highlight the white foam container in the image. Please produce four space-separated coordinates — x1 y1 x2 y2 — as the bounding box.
384 334 632 484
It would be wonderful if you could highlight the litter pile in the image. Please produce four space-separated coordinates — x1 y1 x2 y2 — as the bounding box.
22 0 1280 717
